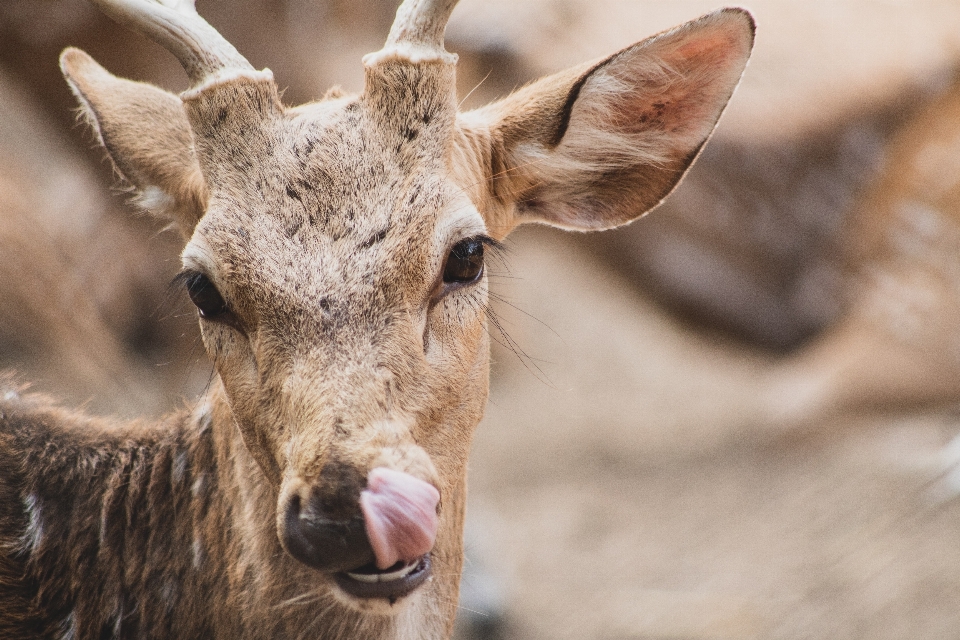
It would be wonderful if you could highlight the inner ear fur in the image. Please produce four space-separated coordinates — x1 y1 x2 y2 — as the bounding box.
60 48 207 236
467 8 755 232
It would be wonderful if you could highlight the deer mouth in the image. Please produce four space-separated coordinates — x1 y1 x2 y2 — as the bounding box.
334 554 431 602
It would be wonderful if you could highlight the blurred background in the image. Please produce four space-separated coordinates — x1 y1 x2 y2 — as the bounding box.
6 1 960 638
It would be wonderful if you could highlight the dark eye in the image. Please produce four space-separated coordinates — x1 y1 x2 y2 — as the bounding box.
443 238 485 284
184 272 230 319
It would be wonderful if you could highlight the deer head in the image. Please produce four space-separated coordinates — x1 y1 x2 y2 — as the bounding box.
59 0 753 626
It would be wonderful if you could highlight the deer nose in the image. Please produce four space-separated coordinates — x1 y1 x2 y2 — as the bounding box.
279 467 441 573
281 490 376 572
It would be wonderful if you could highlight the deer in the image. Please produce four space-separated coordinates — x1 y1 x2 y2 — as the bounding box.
0 62 191 418
0 0 754 637
749 68 960 435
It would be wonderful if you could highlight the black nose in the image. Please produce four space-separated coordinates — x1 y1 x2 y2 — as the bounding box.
281 491 376 572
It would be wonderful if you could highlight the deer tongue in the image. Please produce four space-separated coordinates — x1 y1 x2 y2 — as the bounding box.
360 468 440 570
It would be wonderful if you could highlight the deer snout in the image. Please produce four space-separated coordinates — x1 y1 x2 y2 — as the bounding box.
278 466 440 575
280 482 375 573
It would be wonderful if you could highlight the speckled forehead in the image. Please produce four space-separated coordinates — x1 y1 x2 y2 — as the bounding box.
203 97 453 232
184 95 476 301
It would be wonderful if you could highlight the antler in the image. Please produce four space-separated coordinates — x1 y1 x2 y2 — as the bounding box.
365 0 460 66
87 0 257 87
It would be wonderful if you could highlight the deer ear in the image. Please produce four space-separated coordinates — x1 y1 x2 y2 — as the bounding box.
469 8 754 232
60 47 207 236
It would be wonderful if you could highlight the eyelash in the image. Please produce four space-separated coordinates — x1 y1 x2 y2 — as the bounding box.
173 269 234 322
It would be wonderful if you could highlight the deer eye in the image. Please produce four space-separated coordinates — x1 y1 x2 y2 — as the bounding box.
443 238 485 284
183 272 230 319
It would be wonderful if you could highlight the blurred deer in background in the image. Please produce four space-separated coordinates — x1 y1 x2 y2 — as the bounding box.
755 70 960 431
0 0 753 637
0 64 194 417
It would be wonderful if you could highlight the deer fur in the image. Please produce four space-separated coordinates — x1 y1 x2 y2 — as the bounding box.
0 1 753 638
758 71 960 430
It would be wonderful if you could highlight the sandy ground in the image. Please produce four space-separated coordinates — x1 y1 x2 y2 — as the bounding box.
455 227 960 640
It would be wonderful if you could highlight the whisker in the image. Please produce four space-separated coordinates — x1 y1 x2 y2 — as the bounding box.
488 291 565 344
459 68 493 108
484 306 556 387
274 590 323 609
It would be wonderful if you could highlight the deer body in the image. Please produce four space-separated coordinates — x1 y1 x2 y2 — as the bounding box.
0 1 753 637
758 74 960 428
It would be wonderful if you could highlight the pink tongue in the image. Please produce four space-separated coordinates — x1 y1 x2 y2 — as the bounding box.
360 468 440 570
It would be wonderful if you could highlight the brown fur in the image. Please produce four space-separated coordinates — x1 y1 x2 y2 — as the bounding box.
0 2 753 638
758 72 960 428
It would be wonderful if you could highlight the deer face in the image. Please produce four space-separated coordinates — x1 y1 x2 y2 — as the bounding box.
61 0 753 617
167 70 494 606
181 86 492 586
